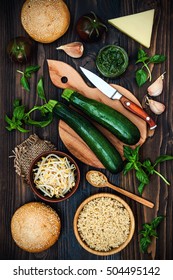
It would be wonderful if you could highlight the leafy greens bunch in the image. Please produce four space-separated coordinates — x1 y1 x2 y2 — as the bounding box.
5 77 57 132
139 216 164 253
123 145 173 194
135 49 166 87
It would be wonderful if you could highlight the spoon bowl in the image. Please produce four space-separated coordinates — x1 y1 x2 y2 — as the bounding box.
86 170 109 187
86 170 154 208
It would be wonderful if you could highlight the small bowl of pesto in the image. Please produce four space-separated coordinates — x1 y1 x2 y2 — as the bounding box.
96 45 129 78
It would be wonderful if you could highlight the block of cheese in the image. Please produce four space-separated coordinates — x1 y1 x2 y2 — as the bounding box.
108 9 155 48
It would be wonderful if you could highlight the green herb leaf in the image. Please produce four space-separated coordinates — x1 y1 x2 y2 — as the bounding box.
13 99 20 108
24 105 53 128
151 216 164 229
37 77 46 102
135 69 148 87
140 237 151 253
13 105 25 120
20 75 30 92
142 159 155 174
135 49 166 87
24 65 40 78
123 145 173 194
17 65 40 92
17 126 30 133
5 115 22 131
153 155 173 167
139 216 164 253
25 113 53 128
138 182 146 195
123 145 140 163
149 55 166 64
5 115 13 126
123 162 134 175
137 49 148 60
136 168 149 184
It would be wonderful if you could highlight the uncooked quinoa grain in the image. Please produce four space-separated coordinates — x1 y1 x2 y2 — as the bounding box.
77 197 130 252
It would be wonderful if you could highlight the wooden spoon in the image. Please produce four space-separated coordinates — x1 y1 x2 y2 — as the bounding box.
86 170 154 208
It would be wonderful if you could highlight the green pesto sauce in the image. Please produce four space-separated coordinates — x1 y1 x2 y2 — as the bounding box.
96 45 129 78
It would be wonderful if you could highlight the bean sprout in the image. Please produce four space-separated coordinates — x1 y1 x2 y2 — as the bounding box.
33 154 76 198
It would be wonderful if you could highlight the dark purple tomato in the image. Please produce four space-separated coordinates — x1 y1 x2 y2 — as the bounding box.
76 11 108 42
7 36 33 63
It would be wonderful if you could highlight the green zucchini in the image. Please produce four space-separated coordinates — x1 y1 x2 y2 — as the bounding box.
53 102 124 174
62 88 140 145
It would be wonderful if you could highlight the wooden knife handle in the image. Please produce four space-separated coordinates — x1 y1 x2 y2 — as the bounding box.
120 96 157 130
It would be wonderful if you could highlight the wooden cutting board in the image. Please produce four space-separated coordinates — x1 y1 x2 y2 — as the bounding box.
47 60 148 168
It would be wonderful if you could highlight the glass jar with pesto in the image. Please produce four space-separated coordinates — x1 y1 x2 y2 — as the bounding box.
96 45 129 78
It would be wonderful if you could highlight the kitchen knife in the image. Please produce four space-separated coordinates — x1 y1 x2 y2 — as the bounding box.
80 67 157 130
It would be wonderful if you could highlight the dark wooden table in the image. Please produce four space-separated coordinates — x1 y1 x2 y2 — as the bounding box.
0 0 173 260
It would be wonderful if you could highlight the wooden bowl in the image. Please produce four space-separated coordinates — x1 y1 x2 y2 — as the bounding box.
28 150 80 203
74 193 135 256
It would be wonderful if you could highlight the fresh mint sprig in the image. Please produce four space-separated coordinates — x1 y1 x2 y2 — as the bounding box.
139 216 164 253
135 49 166 87
17 65 40 92
123 145 173 194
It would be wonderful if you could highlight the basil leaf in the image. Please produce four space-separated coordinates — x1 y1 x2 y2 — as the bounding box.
123 162 134 174
25 106 53 128
123 145 140 163
137 49 148 60
136 168 149 184
136 57 149 64
142 159 155 174
13 99 20 108
151 216 164 229
140 236 151 253
149 54 166 64
142 159 152 168
13 105 25 120
139 216 164 253
5 115 19 131
153 155 173 166
26 115 53 128
20 75 30 91
5 115 13 125
17 126 30 133
135 69 148 87
37 77 46 102
24 65 40 78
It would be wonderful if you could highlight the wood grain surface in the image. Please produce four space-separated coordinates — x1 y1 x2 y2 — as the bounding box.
0 0 173 260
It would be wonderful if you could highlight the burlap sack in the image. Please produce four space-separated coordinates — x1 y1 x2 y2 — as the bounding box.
11 134 56 183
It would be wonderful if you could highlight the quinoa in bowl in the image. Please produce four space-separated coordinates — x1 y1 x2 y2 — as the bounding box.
73 193 135 256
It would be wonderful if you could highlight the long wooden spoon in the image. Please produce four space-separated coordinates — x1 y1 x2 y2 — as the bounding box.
86 170 154 208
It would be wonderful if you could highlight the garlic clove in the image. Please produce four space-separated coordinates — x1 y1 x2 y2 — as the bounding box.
56 42 84 58
146 97 165 115
147 72 166 97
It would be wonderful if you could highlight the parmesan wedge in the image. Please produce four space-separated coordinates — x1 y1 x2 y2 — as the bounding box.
108 9 155 48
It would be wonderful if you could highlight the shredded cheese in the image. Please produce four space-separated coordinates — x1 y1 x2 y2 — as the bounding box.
33 154 76 198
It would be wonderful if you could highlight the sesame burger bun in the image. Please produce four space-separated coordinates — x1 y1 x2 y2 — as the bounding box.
11 202 61 253
21 0 70 43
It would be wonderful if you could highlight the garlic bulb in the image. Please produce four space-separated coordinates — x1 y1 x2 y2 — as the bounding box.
56 42 84 58
147 72 166 97
146 97 165 115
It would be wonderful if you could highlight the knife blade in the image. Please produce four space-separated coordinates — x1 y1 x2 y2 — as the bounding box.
80 67 157 130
